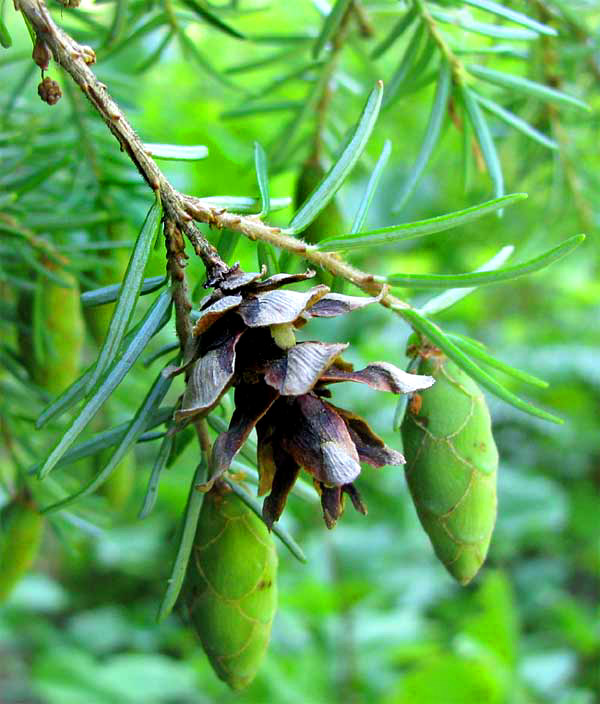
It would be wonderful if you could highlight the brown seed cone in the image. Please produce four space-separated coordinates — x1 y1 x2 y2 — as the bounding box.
38 77 62 106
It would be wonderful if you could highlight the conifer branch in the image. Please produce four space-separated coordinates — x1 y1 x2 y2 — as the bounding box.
17 0 228 282
16 0 410 315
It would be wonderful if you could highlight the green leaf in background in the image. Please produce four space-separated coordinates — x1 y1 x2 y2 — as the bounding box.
253 141 270 217
0 15 12 48
35 366 95 430
286 81 384 234
463 571 520 668
2 62 36 122
143 342 180 367
429 6 539 40
371 6 417 59
467 64 590 111
100 12 169 60
26 212 115 232
35 299 170 430
400 309 563 424
461 108 474 192
158 457 208 622
312 0 352 59
316 194 525 251
394 61 451 211
21 251 72 289
216 230 240 264
247 33 316 45
43 365 174 514
134 30 175 74
454 45 529 59
179 0 245 39
386 235 585 287
0 191 16 207
351 139 392 234
419 245 514 316
142 143 208 161
37 289 172 479
0 157 67 195
139 432 175 519
462 0 557 36
30 408 173 476
81 276 167 308
247 59 326 102
447 333 549 389
221 100 300 119
104 0 129 48
177 30 241 91
382 21 425 109
86 196 163 393
461 86 504 201
269 68 329 167
225 46 303 74
386 655 505 703
474 94 558 150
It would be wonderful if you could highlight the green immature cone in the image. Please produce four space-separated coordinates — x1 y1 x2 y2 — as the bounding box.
401 350 499 585
184 484 278 690
0 497 44 602
19 270 85 394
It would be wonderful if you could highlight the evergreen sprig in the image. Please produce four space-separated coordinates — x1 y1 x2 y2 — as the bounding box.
0 0 593 616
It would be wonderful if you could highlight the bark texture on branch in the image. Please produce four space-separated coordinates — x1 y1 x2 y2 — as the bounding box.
17 0 227 282
16 0 410 314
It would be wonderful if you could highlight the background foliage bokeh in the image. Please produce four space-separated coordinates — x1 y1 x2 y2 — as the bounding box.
1 1 598 703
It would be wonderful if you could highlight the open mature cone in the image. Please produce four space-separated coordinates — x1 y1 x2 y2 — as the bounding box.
171 267 435 529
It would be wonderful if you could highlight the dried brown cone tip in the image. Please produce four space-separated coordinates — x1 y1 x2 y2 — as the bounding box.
38 77 62 105
171 266 436 529
60 0 82 6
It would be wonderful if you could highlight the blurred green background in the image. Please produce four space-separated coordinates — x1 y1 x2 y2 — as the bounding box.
0 1 598 703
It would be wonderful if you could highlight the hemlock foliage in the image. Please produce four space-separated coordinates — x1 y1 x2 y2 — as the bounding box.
0 0 598 701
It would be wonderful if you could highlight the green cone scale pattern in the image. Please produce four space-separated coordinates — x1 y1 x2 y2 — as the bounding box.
402 352 498 585
184 485 278 690
0 498 44 601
